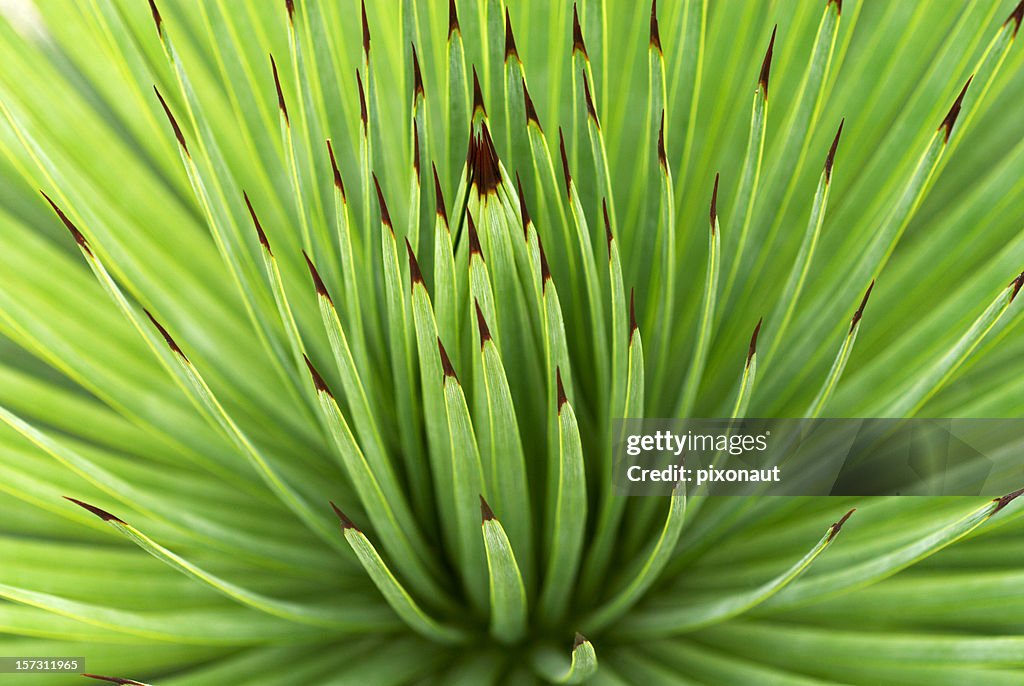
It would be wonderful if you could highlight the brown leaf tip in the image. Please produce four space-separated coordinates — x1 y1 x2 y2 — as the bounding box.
406 238 424 288
556 367 568 411
747 317 762 367
825 118 844 181
471 124 501 195
827 0 842 15
467 213 483 258
650 0 662 52
850 279 874 332
657 109 667 170
147 0 163 38
480 495 495 522
82 675 146 686
475 301 492 347
372 173 393 230
629 288 638 338
516 172 532 238
472 66 487 118
144 309 188 362
558 127 572 198
356 69 368 128
828 508 855 541
432 163 448 225
582 70 599 127
330 501 359 531
302 251 332 302
1010 270 1024 303
438 338 458 380
572 3 589 58
992 487 1024 514
40 191 92 256
759 25 777 99
243 192 272 255
602 198 614 258
285 0 295 23
939 75 973 142
573 632 589 650
411 43 424 101
360 0 370 56
326 139 346 200
64 496 125 524
303 354 332 395
270 54 288 126
523 78 542 130
710 172 720 232
1007 0 1024 37
153 86 189 156
448 0 460 37
539 234 552 287
504 8 520 63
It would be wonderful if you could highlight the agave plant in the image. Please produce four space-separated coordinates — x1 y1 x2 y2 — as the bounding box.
1 0 1024 683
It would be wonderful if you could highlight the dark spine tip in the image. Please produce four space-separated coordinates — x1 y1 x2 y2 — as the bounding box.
504 8 519 63
330 501 359 530
472 66 487 118
82 675 142 685
523 78 542 130
850 279 874 332
992 487 1024 514
572 3 588 58
372 173 393 230
467 213 483 258
582 71 599 127
270 54 289 126
710 172 720 232
629 288 638 338
40 191 92 256
153 86 189 157
144 309 188 362
432 163 448 225
827 0 842 15
411 43 424 101
64 496 124 524
360 0 370 56
650 0 662 52
828 508 855 541
602 198 613 259
939 75 973 142
438 338 458 380
471 123 501 194
538 234 552 287
657 109 667 169
302 250 332 302
303 354 332 395
558 128 572 199
475 300 492 347
825 118 844 182
147 0 163 38
406 238 424 288
326 139 346 200
243 191 272 255
556 367 568 411
573 632 588 650
516 172 532 238
356 70 368 128
747 317 763 367
758 25 777 99
1009 270 1024 303
448 0 460 37
480 495 496 522
1006 0 1024 37
285 0 294 23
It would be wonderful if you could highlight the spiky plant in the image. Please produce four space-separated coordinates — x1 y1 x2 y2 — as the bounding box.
1 0 1024 683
